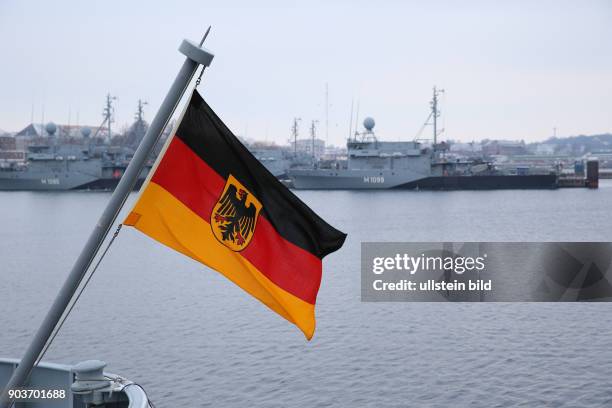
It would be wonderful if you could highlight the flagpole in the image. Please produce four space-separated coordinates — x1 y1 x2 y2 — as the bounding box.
0 35 214 408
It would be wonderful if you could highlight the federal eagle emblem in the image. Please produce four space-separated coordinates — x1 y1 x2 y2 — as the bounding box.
211 175 262 251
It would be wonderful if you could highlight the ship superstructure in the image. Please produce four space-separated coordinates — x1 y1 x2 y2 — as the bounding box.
0 98 150 191
289 88 560 190
288 117 434 189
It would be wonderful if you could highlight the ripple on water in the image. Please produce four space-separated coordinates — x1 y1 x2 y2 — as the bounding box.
1 187 612 406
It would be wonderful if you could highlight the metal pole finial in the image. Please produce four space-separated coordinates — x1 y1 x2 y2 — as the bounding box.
196 26 212 87
200 25 212 46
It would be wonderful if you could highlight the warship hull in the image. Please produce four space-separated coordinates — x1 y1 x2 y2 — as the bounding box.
396 174 559 190
289 169 425 189
0 167 101 191
0 169 148 191
289 169 559 190
0 155 151 191
0 177 148 191
77 177 147 191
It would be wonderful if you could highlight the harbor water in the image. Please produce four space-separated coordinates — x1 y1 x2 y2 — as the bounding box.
1 181 612 407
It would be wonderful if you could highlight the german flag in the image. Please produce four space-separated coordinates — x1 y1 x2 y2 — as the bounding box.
124 90 346 339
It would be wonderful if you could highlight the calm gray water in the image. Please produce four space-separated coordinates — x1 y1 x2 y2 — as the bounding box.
1 181 612 407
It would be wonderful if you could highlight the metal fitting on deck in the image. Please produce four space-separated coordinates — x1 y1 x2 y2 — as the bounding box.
71 360 111 405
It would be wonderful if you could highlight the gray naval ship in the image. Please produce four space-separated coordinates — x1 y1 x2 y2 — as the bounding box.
289 117 558 190
248 145 292 178
289 88 559 190
246 118 317 179
249 145 314 179
0 125 149 191
0 140 103 191
0 98 150 191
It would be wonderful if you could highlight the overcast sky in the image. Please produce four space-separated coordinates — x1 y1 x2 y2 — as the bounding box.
1 0 610 145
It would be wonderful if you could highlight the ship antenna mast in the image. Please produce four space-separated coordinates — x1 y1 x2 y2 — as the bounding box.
431 86 444 149
134 99 149 143
354 101 360 140
325 83 329 144
310 119 319 165
348 99 354 141
103 93 117 143
135 99 148 123
291 117 301 156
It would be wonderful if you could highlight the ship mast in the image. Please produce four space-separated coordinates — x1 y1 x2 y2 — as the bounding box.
431 86 444 149
129 99 149 147
103 93 117 143
310 119 319 164
348 99 354 141
135 99 147 123
324 83 329 144
291 117 301 156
